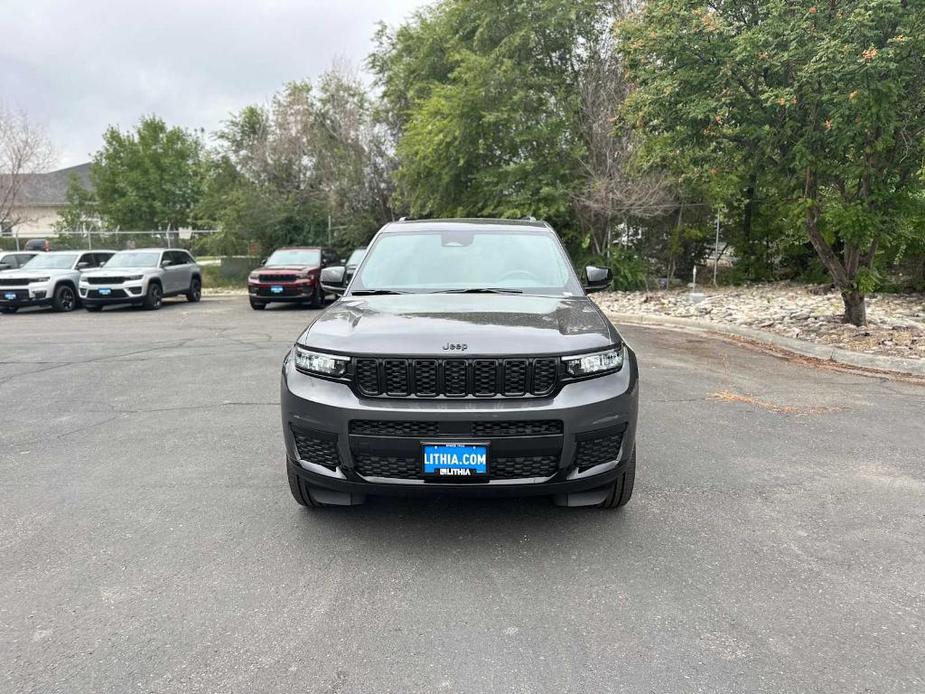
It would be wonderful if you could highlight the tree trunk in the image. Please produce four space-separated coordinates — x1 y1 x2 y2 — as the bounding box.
802 167 868 326
841 290 866 326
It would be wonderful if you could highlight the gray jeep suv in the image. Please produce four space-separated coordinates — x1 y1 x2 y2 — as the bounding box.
79 248 202 311
281 219 639 509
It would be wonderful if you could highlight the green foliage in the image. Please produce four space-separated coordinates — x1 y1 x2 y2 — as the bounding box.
197 71 394 256
370 0 614 226
621 0 925 320
53 174 99 233
87 116 205 230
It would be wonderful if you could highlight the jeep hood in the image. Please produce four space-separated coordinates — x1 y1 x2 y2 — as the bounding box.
299 294 619 356
0 267 74 278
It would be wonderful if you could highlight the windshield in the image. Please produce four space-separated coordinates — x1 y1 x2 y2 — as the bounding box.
104 251 161 268
20 253 78 270
352 229 581 295
346 248 366 266
266 249 321 267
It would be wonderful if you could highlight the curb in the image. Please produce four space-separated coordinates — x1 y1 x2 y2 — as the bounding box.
605 312 925 377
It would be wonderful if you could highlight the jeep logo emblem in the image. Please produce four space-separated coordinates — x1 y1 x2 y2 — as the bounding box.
443 342 468 351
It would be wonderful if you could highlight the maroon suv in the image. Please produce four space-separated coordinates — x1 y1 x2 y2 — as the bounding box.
247 247 338 310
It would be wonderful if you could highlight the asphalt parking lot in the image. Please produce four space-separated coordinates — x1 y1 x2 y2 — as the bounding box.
1 297 923 693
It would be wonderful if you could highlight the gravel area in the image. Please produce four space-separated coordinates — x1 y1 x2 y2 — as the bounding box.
595 283 925 360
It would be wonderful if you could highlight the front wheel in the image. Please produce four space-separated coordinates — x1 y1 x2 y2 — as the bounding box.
142 282 163 310
308 282 322 309
52 285 77 312
186 277 202 302
595 448 636 509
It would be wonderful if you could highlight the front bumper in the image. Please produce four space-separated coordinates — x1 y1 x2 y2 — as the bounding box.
0 285 52 307
281 348 639 499
249 283 315 302
79 283 145 305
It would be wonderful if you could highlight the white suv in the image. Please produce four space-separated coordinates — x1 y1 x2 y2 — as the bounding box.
0 250 114 313
79 248 202 311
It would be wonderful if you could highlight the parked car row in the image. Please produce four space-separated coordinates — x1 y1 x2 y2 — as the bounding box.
0 248 202 313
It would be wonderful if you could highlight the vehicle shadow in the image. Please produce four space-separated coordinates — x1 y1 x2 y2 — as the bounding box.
292 493 633 552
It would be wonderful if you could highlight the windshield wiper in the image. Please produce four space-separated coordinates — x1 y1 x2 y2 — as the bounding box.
433 288 524 294
349 289 408 296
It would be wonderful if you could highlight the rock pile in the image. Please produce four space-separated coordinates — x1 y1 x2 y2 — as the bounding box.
594 283 925 360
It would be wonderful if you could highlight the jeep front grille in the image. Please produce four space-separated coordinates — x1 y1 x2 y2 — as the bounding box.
87 276 128 285
349 420 562 438
352 357 559 398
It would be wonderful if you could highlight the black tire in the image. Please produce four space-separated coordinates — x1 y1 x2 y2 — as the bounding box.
0 306 18 314
52 284 77 312
186 276 202 302
596 448 636 509
142 282 163 310
249 298 266 310
288 473 329 508
308 282 323 309
84 305 103 312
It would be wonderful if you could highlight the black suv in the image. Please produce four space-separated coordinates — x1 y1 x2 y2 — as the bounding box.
281 219 638 508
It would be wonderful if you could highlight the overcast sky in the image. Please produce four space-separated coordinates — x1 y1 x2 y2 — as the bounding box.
1 0 427 168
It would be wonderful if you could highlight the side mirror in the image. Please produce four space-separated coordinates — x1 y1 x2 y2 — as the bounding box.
261 257 269 266
0 262 11 270
161 259 173 268
76 261 90 270
320 265 347 295
584 266 612 293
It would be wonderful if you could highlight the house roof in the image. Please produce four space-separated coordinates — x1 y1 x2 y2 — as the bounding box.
6 163 93 207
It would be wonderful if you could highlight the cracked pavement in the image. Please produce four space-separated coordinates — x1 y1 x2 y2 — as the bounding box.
1 297 923 693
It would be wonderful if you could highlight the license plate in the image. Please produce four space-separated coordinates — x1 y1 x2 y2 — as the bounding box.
98 288 112 296
271 285 284 294
3 292 15 300
423 443 488 479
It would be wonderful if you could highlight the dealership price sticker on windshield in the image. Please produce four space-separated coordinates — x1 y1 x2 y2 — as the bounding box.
422 443 488 478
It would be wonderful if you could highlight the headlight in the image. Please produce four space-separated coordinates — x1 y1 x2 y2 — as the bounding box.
248 273 259 282
32 276 50 283
126 274 143 281
562 346 625 378
293 346 350 378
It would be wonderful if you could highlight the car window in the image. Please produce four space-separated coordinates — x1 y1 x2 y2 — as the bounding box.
167 251 187 265
77 253 97 268
346 249 366 266
17 254 36 267
265 249 321 266
354 229 580 294
94 252 114 266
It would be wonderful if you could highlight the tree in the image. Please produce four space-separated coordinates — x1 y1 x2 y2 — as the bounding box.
80 116 205 230
369 0 620 225
572 27 675 257
621 0 925 325
0 103 55 233
200 68 394 255
54 174 100 233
